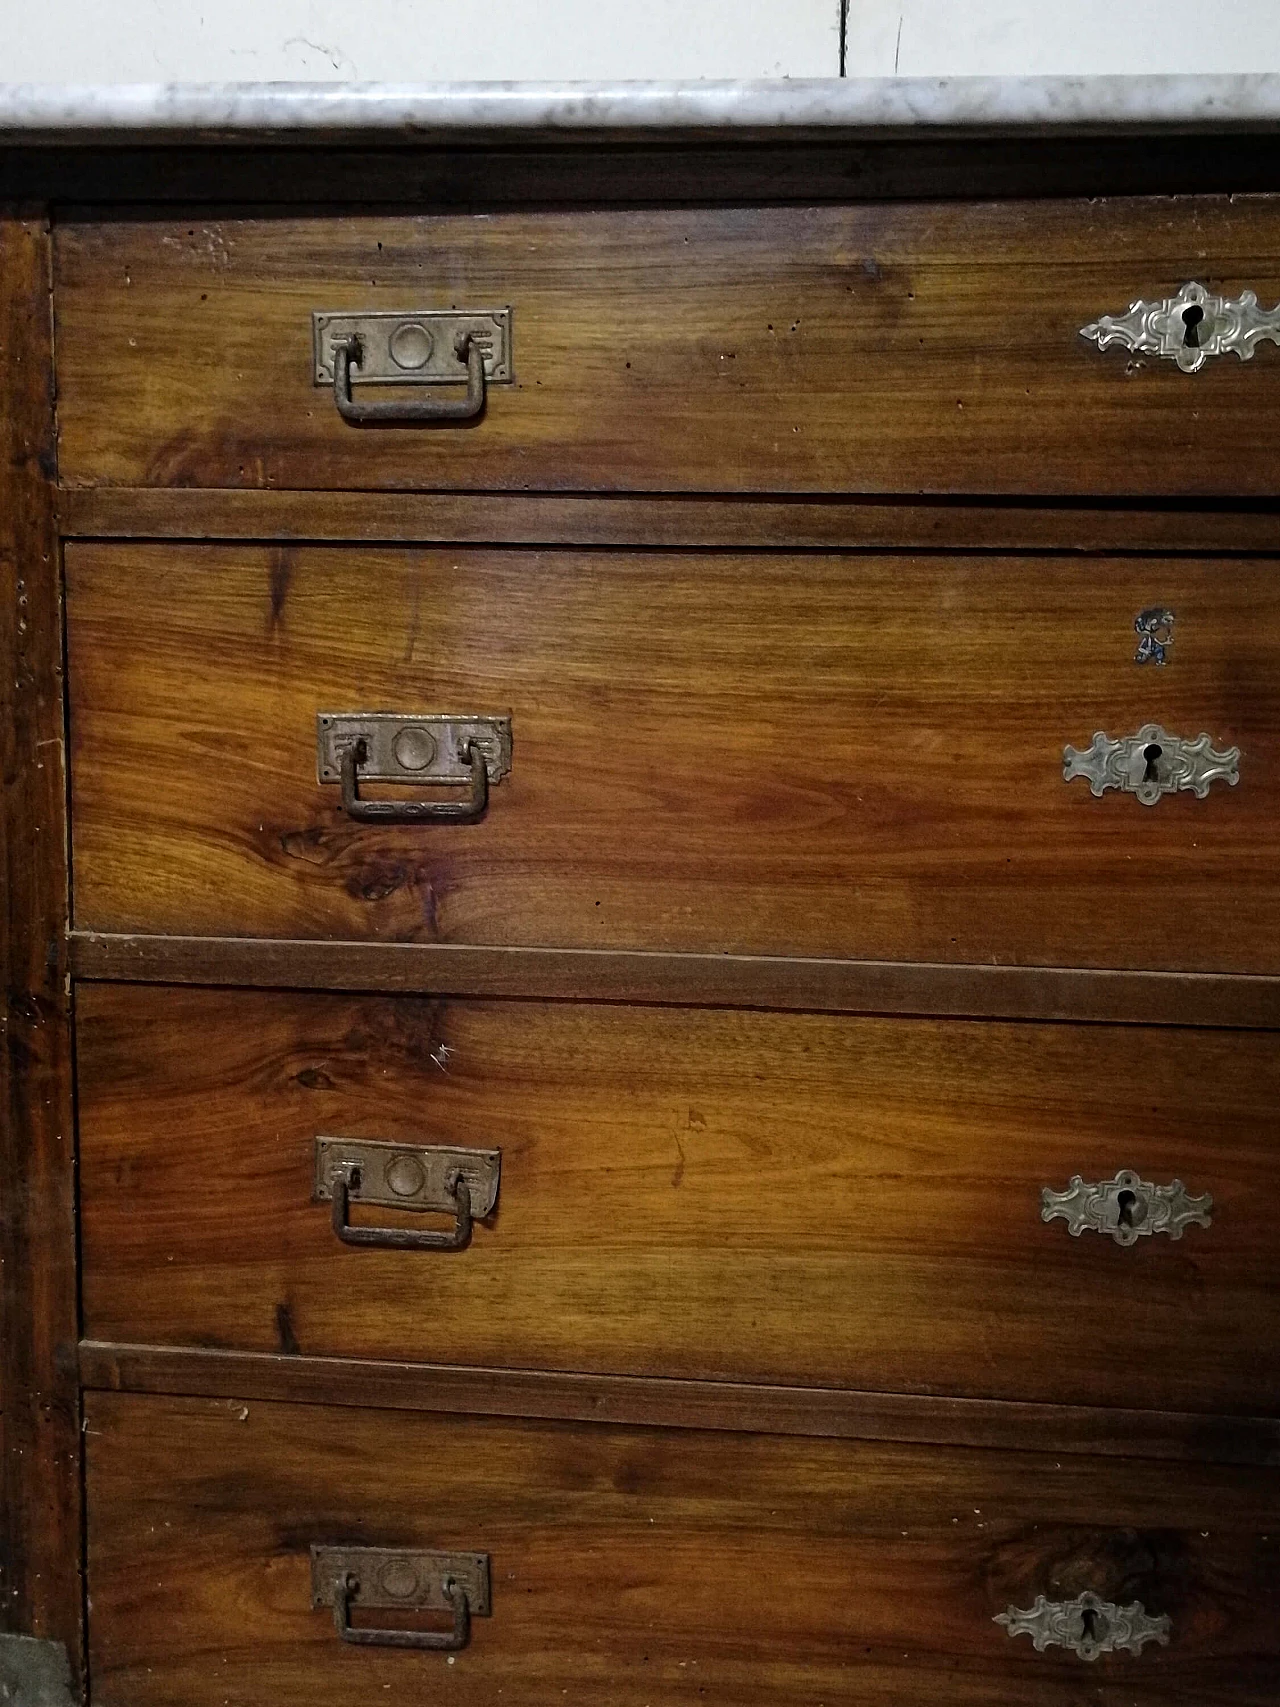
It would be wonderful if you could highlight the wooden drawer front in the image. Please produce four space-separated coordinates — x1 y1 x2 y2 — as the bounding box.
78 984 1279 1413
68 544 1280 972
86 1393 1280 1707
54 199 1280 498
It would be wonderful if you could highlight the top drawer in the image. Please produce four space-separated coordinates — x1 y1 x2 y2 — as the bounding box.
54 198 1280 497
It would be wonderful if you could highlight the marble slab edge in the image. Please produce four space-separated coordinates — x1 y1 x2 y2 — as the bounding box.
3 76 1280 145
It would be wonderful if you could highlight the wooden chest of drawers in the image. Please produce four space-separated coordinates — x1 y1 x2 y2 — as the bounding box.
4 131 1280 1707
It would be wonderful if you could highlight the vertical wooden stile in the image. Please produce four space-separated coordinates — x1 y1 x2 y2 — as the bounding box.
0 209 82 1689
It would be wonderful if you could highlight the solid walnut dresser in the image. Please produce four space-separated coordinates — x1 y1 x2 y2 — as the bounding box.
3 76 1280 1707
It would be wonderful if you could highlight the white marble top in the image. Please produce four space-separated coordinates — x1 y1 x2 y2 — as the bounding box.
2 76 1280 141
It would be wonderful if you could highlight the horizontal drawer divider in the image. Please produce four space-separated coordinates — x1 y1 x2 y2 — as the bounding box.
78 1341 1280 1467
68 931 1280 1028
57 486 1280 554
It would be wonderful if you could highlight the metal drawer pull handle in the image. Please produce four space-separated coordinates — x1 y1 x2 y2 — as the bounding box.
312 307 513 423
342 735 488 823
334 332 486 423
317 713 512 826
1081 280 1280 373
1064 722 1239 805
331 1164 472 1250
996 1591 1170 1661
1042 1168 1211 1245
314 1138 500 1252
312 1547 491 1654
335 1574 468 1650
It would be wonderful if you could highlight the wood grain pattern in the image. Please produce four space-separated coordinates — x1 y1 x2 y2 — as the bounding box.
76 983 1280 1413
66 542 1280 972
67 930 1280 1027
78 1341 1280 1467
52 199 1280 497
0 211 82 1678
85 1392 1280 1707
55 485 1280 555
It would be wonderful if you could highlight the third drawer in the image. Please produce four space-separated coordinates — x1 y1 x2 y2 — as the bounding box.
78 982 1280 1413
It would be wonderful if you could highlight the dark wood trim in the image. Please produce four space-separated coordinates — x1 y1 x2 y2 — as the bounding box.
6 134 1280 207
56 487 1280 554
0 212 82 1681
68 930 1280 1028
77 1341 1280 1467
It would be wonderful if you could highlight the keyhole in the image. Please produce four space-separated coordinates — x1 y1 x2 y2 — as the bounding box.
1116 1189 1137 1228
1078 1603 1109 1649
1142 742 1163 783
1182 303 1205 348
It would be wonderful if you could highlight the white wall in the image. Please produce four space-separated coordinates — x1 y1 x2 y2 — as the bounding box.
847 0 1280 75
3 0 1280 82
0 0 839 81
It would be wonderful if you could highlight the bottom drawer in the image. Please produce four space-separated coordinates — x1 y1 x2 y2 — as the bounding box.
87 1394 1280 1706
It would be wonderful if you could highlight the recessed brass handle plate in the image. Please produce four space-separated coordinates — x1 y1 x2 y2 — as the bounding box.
1064 722 1239 804
315 1138 500 1252
1042 1168 1211 1245
313 310 513 388
996 1591 1170 1661
317 713 512 825
311 1546 490 1653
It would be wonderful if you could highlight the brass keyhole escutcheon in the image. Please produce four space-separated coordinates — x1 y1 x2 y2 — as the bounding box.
1080 281 1280 373
997 1589 1170 1659
1063 723 1239 806
1042 1169 1212 1244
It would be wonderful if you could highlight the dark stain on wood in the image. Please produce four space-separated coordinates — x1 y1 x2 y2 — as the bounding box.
273 1305 301 1358
267 546 293 628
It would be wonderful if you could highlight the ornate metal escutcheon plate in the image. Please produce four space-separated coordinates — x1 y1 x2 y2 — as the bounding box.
1042 1169 1212 1246
996 1592 1171 1661
1080 280 1280 373
1063 723 1239 805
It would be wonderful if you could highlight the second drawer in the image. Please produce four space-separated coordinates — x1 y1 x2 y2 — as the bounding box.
78 983 1279 1413
65 544 1280 972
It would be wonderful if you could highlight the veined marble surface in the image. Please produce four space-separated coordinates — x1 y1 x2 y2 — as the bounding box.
2 75 1280 140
